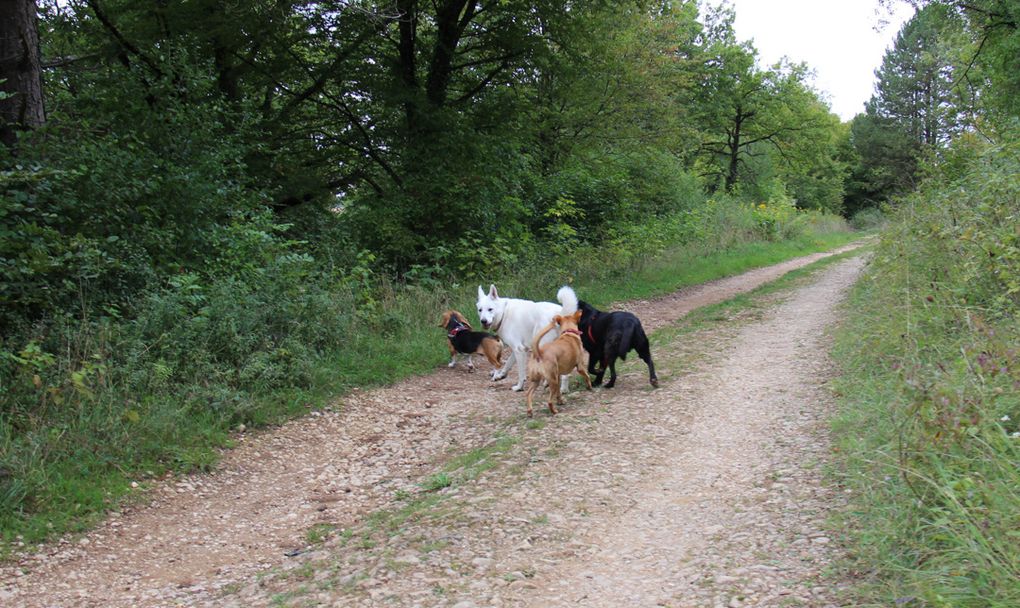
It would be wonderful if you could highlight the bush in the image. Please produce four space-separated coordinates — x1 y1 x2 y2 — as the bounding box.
0 110 272 334
848 207 886 231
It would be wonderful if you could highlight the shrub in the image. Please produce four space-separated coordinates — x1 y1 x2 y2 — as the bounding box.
848 207 886 231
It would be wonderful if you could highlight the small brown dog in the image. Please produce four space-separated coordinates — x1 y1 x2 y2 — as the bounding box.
524 310 593 416
439 310 503 371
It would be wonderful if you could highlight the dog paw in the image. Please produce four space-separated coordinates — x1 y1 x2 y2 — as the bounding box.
650 377 659 388
510 383 525 392
491 371 506 381
448 361 456 368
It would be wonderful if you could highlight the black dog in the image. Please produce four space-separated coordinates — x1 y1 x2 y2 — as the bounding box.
577 300 658 388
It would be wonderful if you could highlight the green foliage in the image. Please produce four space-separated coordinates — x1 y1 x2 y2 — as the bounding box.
902 1 1020 122
690 16 847 205
0 105 272 332
846 5 963 212
849 1 1020 213
832 138 1020 606
871 5 968 148
844 109 921 211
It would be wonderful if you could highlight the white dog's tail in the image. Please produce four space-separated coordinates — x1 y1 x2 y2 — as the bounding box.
557 285 578 315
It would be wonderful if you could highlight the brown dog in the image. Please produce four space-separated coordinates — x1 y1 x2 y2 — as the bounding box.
524 310 593 416
439 310 503 371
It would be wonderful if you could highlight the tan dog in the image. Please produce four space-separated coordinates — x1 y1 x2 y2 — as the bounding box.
524 310 593 416
439 310 503 371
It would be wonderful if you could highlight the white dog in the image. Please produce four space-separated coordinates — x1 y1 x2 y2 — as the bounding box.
476 284 578 392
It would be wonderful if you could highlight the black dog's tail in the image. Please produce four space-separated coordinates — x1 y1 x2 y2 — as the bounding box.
614 324 637 361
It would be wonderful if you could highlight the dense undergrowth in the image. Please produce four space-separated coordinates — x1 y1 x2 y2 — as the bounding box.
832 138 1020 607
0 195 851 551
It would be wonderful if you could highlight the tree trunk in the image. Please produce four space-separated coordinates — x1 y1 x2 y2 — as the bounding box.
395 0 419 133
425 0 477 107
0 0 45 149
725 106 743 193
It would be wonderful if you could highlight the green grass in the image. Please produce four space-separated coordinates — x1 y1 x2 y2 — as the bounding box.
582 232 858 307
0 222 858 553
651 245 869 346
829 145 1020 607
304 523 338 545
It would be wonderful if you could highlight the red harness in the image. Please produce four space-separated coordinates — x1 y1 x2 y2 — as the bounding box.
447 323 470 340
583 312 598 342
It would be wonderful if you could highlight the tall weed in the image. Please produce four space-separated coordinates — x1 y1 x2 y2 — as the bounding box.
832 139 1020 606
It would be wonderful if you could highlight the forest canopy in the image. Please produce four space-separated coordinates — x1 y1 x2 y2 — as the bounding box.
1 0 856 329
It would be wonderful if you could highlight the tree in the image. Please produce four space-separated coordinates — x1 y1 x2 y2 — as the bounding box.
848 5 969 209
883 0 1019 121
844 108 921 212
0 0 45 148
870 5 966 148
694 48 839 200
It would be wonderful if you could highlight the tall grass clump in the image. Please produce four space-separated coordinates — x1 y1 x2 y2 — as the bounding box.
831 137 1020 607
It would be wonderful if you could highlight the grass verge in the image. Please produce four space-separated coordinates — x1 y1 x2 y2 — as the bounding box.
829 144 1020 607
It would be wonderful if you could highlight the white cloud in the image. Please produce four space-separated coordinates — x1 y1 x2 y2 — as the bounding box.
726 0 915 121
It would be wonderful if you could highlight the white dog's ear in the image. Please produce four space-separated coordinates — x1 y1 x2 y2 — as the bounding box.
488 284 498 299
477 285 485 299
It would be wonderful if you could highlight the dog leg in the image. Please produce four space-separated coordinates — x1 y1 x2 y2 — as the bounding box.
466 353 475 372
604 357 619 389
577 366 593 390
637 342 658 387
547 375 560 415
492 348 515 382
588 355 605 387
524 383 536 418
447 342 458 368
510 346 528 392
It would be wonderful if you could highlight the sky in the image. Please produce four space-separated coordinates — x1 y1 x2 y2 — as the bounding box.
726 0 916 121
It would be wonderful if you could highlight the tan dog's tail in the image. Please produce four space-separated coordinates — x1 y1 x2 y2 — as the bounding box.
531 317 560 362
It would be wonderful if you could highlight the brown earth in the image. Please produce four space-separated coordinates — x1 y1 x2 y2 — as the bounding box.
0 243 865 607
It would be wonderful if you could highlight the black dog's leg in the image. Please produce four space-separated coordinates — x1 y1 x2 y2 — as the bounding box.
588 349 606 386
603 353 619 388
636 339 658 387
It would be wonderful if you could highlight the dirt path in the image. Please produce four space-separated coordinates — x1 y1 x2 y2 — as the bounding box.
0 244 864 607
